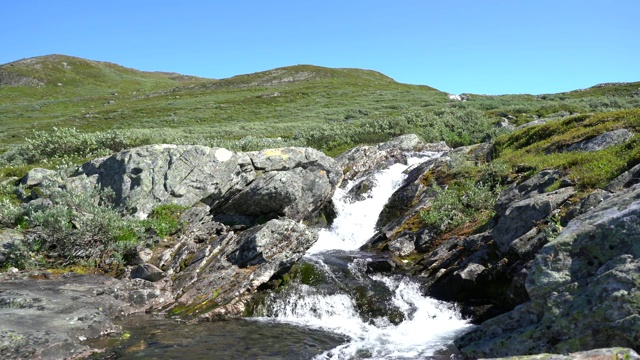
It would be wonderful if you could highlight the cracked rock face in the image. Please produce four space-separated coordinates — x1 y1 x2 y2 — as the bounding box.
455 184 640 358
71 144 256 218
66 145 342 221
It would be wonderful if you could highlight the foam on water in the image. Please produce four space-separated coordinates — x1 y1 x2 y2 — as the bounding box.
307 154 437 253
261 275 471 359
257 152 472 359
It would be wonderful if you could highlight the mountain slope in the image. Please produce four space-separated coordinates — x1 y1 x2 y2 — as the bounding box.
0 54 637 164
0 55 448 151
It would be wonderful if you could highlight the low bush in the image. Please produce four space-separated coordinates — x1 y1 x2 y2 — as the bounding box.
0 184 145 269
145 204 188 238
420 179 500 234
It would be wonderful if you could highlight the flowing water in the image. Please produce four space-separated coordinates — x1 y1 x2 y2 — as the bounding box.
253 153 473 359
106 153 472 359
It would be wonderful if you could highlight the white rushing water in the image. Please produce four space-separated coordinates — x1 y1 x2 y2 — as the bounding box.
257 153 472 359
308 154 434 253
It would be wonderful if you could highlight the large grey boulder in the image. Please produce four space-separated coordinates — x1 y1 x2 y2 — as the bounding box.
71 144 256 218
214 147 342 223
455 183 640 357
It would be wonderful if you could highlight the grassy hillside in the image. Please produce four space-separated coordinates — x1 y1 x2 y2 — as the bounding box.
0 54 638 172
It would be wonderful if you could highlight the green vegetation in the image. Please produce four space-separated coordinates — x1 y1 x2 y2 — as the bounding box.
3 54 636 164
0 181 188 270
0 185 144 269
145 204 188 238
495 108 640 189
420 176 502 235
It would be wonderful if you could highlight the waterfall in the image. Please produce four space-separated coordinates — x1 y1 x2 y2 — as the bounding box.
255 153 472 359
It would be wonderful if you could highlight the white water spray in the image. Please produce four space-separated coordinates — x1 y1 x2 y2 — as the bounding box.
308 154 436 253
257 153 472 359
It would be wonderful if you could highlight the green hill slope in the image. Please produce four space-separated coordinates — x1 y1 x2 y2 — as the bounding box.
0 54 638 170
0 55 449 152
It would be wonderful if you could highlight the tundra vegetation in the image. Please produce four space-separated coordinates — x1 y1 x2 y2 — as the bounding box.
0 54 639 270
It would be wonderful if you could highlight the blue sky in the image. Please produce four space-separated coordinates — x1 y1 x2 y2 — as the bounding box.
2 0 638 95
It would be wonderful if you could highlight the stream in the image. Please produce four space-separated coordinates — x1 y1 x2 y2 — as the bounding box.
106 153 472 359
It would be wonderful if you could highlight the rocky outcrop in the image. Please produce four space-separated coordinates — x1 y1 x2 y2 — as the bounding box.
495 169 562 215
336 134 448 182
455 183 640 357
565 128 633 152
71 144 256 218
0 198 321 357
492 186 575 252
63 145 342 223
485 348 640 360
157 215 318 319
214 147 342 224
605 162 640 192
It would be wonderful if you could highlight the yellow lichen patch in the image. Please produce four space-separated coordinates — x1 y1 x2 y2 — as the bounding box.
262 148 285 156
261 148 296 160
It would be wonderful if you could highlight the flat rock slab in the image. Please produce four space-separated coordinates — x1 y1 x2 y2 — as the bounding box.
0 274 126 359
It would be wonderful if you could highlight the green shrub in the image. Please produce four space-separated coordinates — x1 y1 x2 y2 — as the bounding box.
3 184 144 269
145 204 188 238
420 179 500 234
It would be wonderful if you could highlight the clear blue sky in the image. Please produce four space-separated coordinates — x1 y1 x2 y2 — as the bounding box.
2 0 638 95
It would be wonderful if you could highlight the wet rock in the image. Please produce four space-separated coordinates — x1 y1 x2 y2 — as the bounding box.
424 233 503 302
365 258 396 273
375 156 441 233
0 275 127 359
336 134 445 182
337 144 406 182
130 263 165 282
565 128 633 153
386 234 415 257
162 218 318 319
344 176 378 202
